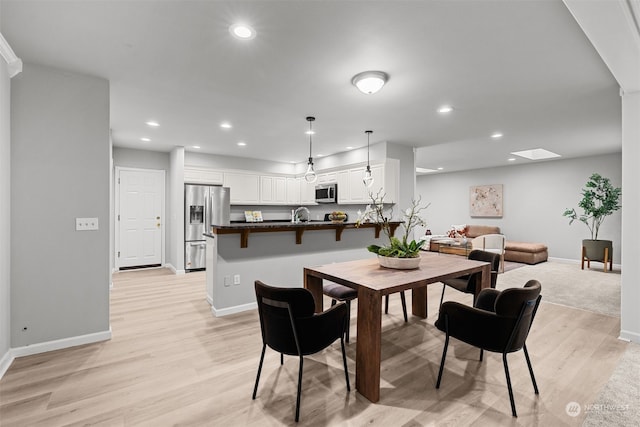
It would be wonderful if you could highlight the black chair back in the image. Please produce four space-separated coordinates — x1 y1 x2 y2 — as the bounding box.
468 249 500 290
255 280 315 356
495 279 542 352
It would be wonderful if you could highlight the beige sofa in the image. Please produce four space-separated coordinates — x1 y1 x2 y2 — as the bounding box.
427 224 548 265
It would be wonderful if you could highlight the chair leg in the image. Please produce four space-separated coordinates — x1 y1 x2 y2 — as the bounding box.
252 344 266 399
295 356 304 422
502 353 517 417
439 284 446 307
331 299 337 306
400 291 408 322
345 300 351 343
523 344 539 394
340 336 351 392
436 316 450 389
480 348 484 362
385 295 389 314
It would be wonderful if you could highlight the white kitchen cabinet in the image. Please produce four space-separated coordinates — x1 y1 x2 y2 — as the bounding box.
286 177 301 205
260 175 287 204
336 170 349 204
318 172 337 184
184 167 224 185
223 172 260 204
300 178 317 205
335 160 399 204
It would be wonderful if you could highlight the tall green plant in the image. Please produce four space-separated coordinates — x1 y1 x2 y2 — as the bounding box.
563 173 621 240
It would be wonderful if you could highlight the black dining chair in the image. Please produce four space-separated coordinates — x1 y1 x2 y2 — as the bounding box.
439 249 500 307
323 282 408 342
253 280 350 422
435 280 542 417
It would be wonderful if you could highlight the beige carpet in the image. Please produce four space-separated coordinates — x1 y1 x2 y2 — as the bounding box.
496 259 621 318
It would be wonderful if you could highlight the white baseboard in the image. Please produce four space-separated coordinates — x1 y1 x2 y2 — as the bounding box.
206 295 213 306
0 348 14 380
0 328 112 380
10 329 112 359
212 302 257 317
548 256 622 270
165 263 185 275
619 329 640 344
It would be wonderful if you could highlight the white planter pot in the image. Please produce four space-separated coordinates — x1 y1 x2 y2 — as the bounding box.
378 255 421 270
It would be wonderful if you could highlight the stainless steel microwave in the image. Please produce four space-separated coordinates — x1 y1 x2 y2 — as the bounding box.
315 183 337 203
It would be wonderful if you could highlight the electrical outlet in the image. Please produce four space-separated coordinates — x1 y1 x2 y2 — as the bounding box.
224 276 231 287
233 274 241 285
76 217 99 231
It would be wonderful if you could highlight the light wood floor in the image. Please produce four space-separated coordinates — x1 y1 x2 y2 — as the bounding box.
0 268 627 426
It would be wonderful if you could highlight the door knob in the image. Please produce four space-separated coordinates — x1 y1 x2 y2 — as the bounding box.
156 216 161 220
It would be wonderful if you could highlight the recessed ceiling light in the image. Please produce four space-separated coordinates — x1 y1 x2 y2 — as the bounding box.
437 167 444 171
146 121 159 127
192 145 201 149
220 122 232 129
416 167 438 174
511 148 561 160
305 130 315 135
140 137 151 142
437 106 453 114
346 146 353 150
508 158 516 161
229 24 256 40
491 132 503 139
317 154 324 157
237 142 246 146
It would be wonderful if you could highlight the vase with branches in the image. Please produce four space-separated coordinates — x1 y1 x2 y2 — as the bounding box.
357 189 430 259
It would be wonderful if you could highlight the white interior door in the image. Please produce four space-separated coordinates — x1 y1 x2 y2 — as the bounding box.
117 168 164 269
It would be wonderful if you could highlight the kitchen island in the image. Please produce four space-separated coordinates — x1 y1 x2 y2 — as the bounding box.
205 221 402 316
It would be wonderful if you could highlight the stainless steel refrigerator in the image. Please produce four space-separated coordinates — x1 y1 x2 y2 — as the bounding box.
184 184 230 271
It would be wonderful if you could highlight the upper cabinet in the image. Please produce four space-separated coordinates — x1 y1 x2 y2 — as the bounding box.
260 175 287 204
184 167 224 185
184 158 399 206
335 160 399 204
223 172 260 204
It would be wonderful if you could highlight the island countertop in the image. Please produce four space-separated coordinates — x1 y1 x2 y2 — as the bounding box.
209 220 402 248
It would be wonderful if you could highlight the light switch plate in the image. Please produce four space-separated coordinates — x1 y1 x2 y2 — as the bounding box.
76 217 99 231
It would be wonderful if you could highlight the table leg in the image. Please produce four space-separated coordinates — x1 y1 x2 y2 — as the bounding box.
411 287 428 318
303 269 323 313
473 264 491 296
356 287 382 403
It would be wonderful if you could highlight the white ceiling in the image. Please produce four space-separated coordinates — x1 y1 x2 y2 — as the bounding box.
1 0 622 173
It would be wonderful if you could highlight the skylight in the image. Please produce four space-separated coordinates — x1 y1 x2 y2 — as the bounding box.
510 148 561 160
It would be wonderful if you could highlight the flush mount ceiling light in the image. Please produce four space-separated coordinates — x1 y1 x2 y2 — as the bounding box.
351 71 388 95
146 121 159 127
363 130 374 188
303 116 317 183
140 137 151 142
510 148 561 160
220 122 232 129
437 106 454 114
229 23 256 40
491 132 504 139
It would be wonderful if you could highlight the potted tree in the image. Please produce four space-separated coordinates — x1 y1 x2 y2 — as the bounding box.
563 173 621 271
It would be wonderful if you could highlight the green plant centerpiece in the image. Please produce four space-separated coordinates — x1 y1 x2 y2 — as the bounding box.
563 172 621 268
357 190 430 269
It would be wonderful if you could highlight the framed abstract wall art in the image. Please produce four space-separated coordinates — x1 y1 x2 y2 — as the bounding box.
470 184 503 217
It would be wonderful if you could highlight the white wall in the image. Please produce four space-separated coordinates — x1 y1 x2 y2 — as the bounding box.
416 153 622 261
0 38 12 372
168 146 185 272
10 63 110 347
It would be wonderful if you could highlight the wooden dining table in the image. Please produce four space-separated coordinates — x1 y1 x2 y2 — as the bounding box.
303 250 491 403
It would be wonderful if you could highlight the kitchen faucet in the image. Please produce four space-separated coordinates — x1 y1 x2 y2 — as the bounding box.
294 206 310 223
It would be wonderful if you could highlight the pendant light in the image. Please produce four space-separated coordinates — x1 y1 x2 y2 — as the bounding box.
303 116 317 183
363 130 374 187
